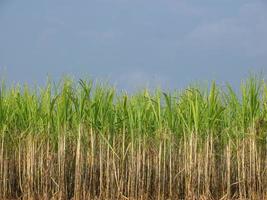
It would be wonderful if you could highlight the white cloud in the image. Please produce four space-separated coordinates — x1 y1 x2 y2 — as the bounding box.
117 70 168 91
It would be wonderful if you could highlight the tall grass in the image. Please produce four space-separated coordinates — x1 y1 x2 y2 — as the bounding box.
0 76 267 199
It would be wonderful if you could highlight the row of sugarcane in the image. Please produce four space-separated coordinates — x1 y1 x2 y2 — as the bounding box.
0 76 267 199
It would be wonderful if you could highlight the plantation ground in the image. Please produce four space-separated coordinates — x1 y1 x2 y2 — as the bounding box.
0 77 267 199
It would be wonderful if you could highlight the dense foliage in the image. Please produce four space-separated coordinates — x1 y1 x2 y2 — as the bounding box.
0 76 266 199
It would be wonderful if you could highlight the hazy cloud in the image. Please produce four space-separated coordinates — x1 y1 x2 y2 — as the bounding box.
0 0 267 90
183 2 267 58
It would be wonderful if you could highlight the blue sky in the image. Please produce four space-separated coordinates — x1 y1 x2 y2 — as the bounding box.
0 0 267 90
